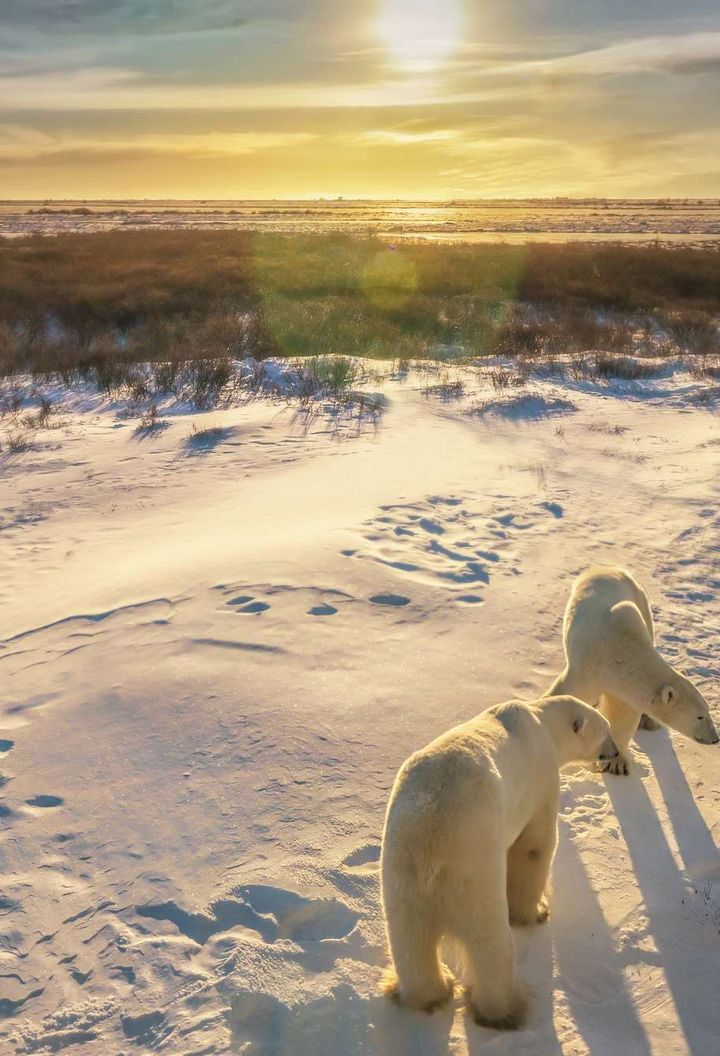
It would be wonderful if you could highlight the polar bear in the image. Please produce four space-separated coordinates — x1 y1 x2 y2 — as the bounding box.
380 695 616 1029
548 566 719 775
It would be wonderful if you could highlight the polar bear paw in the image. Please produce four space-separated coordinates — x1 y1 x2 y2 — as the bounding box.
597 752 630 776
382 965 455 1013
509 895 549 927
466 985 528 1031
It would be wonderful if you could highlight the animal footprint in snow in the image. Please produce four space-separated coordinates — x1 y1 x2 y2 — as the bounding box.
369 593 410 607
349 493 566 596
121 1010 173 1048
25 794 63 808
136 885 358 946
236 601 271 615
342 843 381 875
220 583 353 620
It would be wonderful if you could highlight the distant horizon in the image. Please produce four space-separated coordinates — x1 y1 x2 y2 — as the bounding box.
4 196 720 205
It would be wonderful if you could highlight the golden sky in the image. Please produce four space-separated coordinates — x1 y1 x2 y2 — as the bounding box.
2 1 720 199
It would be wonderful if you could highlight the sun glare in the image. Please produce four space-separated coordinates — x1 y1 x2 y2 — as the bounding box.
378 0 464 71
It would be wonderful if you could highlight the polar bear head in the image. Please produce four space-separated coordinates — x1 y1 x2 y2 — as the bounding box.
536 695 618 766
607 600 719 746
650 672 719 745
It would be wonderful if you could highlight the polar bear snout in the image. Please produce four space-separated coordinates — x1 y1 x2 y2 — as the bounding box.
597 733 620 761
694 715 720 745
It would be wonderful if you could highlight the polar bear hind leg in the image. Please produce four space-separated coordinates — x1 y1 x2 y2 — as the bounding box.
446 840 527 1029
507 801 558 926
598 693 639 775
382 889 455 1012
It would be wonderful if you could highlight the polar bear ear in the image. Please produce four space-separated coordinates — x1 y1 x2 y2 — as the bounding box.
660 685 675 706
573 716 587 735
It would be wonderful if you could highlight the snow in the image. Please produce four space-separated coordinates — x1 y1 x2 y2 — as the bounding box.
2 199 720 245
1 358 719 1055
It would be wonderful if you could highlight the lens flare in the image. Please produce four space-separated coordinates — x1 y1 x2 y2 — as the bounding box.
361 249 417 310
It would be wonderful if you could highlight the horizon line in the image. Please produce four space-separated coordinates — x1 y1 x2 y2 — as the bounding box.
3 196 720 205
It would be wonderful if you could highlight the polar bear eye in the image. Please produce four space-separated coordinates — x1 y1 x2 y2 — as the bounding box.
572 717 586 734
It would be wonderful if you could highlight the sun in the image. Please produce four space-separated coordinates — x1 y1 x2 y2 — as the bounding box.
378 0 464 71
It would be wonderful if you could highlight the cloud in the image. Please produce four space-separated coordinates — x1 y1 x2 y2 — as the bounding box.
358 129 463 145
5 28 720 116
0 63 517 112
0 124 318 162
489 31 720 80
0 1 265 35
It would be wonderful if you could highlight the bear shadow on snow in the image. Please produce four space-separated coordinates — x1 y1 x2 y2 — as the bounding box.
644 728 720 882
462 918 562 1056
551 814 652 1056
451 737 716 1056
607 728 720 1056
454 781 651 1056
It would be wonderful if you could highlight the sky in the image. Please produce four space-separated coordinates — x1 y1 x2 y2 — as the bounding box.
2 0 720 199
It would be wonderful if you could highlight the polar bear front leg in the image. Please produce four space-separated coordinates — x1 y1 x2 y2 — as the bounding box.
507 802 558 927
597 693 639 776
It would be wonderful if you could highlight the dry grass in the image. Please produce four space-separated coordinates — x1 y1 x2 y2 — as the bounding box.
134 405 170 435
686 354 720 381
293 355 366 397
587 421 629 435
423 377 466 400
184 422 238 452
1 232 719 379
591 355 666 381
2 426 32 453
486 366 528 390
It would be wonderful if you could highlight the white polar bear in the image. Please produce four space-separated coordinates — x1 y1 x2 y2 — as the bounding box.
380 695 616 1029
548 566 719 775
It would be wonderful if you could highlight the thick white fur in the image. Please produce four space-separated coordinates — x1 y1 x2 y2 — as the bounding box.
548 566 718 775
380 695 613 1028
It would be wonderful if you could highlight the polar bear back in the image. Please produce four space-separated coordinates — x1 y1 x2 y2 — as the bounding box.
563 565 654 662
383 702 559 886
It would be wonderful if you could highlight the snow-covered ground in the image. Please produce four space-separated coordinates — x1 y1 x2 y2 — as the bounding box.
2 199 720 245
1 358 719 1055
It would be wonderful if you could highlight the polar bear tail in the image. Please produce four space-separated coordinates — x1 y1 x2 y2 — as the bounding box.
381 966 400 1001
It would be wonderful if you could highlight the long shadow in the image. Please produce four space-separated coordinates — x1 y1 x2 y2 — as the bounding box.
552 819 652 1056
288 395 385 441
640 728 720 882
464 920 562 1056
474 393 577 422
607 770 720 1054
180 424 239 456
131 419 171 441
228 984 455 1056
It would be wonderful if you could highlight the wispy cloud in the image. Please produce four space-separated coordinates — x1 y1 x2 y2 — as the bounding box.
0 65 512 112
4 30 720 114
358 129 463 145
512 31 720 78
0 0 258 35
0 124 318 161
